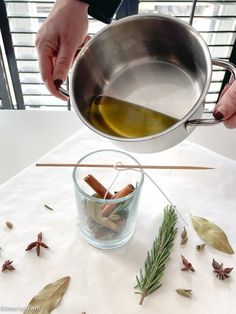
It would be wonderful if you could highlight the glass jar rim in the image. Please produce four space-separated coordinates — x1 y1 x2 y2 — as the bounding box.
72 149 144 203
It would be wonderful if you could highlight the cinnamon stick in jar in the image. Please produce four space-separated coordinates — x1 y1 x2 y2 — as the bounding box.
84 174 113 199
101 184 135 217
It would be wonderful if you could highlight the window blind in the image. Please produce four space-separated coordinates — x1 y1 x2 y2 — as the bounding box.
3 0 105 110
2 0 236 111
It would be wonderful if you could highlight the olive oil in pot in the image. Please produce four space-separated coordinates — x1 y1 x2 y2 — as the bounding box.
87 95 179 138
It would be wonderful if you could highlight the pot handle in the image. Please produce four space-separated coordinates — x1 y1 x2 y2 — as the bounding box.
186 58 236 127
58 86 70 97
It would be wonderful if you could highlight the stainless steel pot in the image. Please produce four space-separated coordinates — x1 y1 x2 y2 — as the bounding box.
60 14 236 153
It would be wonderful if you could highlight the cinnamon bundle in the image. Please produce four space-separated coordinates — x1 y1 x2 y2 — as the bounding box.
84 174 135 217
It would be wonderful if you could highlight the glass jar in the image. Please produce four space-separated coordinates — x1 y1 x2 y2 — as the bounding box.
73 149 144 249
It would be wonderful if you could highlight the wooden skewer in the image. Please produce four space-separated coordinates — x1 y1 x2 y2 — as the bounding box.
36 163 214 170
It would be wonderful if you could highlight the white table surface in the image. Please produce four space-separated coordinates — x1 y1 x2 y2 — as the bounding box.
0 111 81 185
0 110 236 185
0 126 235 313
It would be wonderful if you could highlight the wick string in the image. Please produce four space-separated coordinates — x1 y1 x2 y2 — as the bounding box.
111 161 188 226
103 162 122 200
141 170 188 226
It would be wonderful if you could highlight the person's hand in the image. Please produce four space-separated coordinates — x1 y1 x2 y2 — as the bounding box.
213 79 236 128
35 0 89 100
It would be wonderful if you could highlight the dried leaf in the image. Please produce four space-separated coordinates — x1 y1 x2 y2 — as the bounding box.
180 227 188 245
44 204 54 211
109 213 121 222
196 243 206 251
191 215 234 255
180 236 188 245
6 221 13 229
23 276 70 314
176 289 192 298
85 200 120 232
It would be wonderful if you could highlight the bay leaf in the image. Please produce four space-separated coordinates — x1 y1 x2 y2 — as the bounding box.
191 215 234 255
23 276 70 314
85 200 120 232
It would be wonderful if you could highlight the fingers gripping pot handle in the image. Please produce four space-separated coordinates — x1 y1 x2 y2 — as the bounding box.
186 59 236 127
56 35 91 98
58 86 70 97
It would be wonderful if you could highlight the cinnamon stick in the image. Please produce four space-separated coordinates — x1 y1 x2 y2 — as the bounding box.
101 184 135 217
84 174 112 199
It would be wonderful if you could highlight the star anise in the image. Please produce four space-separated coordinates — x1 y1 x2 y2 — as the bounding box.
25 232 49 256
2 260 15 272
212 259 233 280
181 255 195 272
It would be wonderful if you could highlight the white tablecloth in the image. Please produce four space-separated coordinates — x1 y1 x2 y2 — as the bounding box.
0 127 235 314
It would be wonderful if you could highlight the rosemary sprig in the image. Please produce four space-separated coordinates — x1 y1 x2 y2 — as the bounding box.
135 205 178 305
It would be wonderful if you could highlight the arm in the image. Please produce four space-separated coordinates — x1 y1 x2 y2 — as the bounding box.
36 0 121 100
81 0 122 23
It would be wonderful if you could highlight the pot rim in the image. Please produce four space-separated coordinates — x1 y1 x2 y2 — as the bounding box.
70 13 212 143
